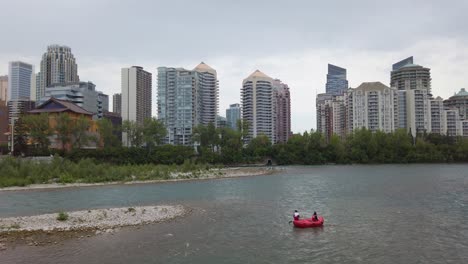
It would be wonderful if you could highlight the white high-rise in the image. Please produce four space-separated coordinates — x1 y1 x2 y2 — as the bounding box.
157 62 219 146
428 96 444 134
37 45 79 101
398 89 431 136
121 66 152 146
8 61 33 101
241 70 275 143
349 82 397 133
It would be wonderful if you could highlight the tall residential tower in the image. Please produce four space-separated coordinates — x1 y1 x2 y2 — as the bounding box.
37 45 79 101
241 70 276 143
326 64 348 95
157 62 219 146
390 58 431 92
113 93 122 114
273 79 291 143
226 103 241 130
8 61 33 101
121 66 152 146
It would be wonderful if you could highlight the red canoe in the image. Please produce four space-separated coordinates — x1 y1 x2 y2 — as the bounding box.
293 216 324 228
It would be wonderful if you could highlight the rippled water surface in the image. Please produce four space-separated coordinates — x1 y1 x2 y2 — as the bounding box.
1 165 467 263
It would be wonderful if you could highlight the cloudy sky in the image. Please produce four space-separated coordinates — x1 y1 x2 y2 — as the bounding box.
1 0 467 132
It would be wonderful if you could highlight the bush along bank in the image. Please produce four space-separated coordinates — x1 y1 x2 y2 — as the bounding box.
0 157 215 188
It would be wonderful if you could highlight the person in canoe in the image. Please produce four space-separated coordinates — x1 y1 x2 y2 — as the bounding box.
312 211 318 221
293 210 300 220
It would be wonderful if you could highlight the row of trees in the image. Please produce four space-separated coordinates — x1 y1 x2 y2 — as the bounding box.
12 112 468 164
13 114 166 155
121 118 166 149
14 113 95 155
194 124 468 164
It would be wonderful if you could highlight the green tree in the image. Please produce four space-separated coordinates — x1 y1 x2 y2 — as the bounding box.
72 116 92 149
219 127 243 163
143 117 166 149
23 113 51 150
193 123 220 163
237 119 250 145
12 117 29 156
55 113 73 150
245 134 271 161
122 120 143 147
97 118 120 148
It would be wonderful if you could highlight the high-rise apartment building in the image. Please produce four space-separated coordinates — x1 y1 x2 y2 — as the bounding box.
390 59 431 92
241 70 275 143
326 64 348 95
121 66 152 127
226 103 241 130
30 72 36 101
398 89 431 136
7 100 35 124
443 109 462 137
0 103 8 146
273 79 291 143
8 61 33 101
0 76 7 103
157 62 219 146
38 81 108 119
316 93 334 140
428 97 444 134
113 93 122 114
316 93 348 141
444 88 468 119
349 82 397 133
216 115 227 128
193 62 219 126
37 45 79 101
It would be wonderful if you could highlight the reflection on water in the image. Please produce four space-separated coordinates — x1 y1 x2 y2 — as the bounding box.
0 165 467 264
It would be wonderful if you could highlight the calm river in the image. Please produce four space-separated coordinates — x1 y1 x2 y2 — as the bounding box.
0 165 467 263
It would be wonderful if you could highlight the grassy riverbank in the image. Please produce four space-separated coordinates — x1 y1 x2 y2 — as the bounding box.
0 157 217 188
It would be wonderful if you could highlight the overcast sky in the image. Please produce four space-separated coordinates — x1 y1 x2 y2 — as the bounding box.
1 0 467 132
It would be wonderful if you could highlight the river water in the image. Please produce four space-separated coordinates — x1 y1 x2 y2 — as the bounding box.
0 165 467 263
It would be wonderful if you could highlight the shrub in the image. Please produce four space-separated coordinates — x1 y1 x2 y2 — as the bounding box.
57 212 69 221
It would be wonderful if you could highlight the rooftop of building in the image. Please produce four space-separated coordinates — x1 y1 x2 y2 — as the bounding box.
29 97 93 115
103 111 122 118
393 63 431 71
193 62 216 74
246 69 272 79
450 88 468 98
354 82 391 91
48 44 71 49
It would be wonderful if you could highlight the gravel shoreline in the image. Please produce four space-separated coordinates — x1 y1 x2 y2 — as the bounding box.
0 167 277 192
0 205 187 233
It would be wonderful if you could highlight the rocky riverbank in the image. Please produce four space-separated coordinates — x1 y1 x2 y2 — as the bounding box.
0 205 189 251
0 205 186 233
0 167 277 192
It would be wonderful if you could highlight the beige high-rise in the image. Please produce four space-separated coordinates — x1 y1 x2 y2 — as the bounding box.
241 70 276 143
121 66 152 146
0 76 7 104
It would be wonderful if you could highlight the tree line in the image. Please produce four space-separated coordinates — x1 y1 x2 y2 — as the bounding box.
12 113 167 156
194 124 468 164
10 113 468 164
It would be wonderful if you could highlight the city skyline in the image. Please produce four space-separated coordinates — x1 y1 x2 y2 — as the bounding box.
1 1 467 133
